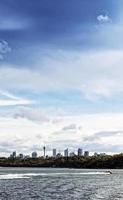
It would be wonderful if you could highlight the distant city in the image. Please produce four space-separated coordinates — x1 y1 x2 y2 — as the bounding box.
9 147 107 159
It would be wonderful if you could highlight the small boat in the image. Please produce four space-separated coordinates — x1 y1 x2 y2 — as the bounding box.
105 170 112 174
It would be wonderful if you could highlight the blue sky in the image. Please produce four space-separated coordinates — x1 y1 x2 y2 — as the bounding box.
0 0 123 156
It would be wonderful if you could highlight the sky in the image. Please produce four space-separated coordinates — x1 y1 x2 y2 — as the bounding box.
0 0 123 156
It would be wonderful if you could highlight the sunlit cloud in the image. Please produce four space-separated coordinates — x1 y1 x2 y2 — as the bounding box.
97 14 111 23
0 49 123 100
0 90 33 106
0 0 123 156
0 112 123 156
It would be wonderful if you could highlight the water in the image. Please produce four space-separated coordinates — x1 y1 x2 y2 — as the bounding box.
0 168 123 199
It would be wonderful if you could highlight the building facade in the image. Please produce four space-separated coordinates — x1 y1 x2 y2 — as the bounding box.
84 151 89 157
64 148 69 157
53 149 57 157
78 148 83 156
32 151 37 158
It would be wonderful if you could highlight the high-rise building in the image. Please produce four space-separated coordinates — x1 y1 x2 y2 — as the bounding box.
53 149 56 157
43 146 46 157
78 148 83 156
94 152 98 156
69 152 75 157
64 148 68 157
32 151 37 158
84 151 89 157
19 154 24 159
12 151 16 158
10 151 16 159
56 153 62 158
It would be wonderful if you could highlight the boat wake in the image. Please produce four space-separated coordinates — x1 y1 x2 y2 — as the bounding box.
0 171 111 179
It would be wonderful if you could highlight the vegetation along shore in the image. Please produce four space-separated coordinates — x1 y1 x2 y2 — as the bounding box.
0 153 123 168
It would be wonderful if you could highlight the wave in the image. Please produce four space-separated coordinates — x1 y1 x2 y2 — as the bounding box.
0 171 111 179
38 172 111 175
0 174 30 179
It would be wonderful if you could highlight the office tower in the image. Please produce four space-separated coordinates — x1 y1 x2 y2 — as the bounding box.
19 154 24 159
56 153 62 158
69 152 75 157
12 151 16 158
84 151 89 157
43 146 46 157
32 151 37 158
78 148 83 156
64 148 68 157
53 149 56 157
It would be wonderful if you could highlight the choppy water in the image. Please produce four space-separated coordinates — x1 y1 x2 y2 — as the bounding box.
0 168 123 199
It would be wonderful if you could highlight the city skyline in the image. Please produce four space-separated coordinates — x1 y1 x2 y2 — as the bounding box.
0 1 123 156
9 147 89 158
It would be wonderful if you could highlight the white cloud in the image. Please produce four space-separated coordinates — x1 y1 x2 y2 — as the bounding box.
0 99 31 106
0 49 123 100
97 14 111 23
13 107 49 123
0 90 33 106
0 112 123 156
0 40 11 59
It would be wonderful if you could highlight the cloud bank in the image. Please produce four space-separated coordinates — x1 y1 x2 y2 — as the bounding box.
0 49 123 101
0 112 123 156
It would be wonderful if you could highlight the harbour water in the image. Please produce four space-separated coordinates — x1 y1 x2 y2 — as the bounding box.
0 167 123 199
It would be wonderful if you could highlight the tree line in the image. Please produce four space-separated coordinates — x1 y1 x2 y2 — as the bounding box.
0 154 123 168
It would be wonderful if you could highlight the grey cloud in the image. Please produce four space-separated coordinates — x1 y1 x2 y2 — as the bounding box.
83 130 123 142
46 139 82 151
62 124 77 131
35 134 43 139
0 139 28 154
28 145 42 152
52 128 77 136
0 107 49 123
48 139 123 153
0 142 14 153
12 107 50 123
83 142 123 153
52 124 79 136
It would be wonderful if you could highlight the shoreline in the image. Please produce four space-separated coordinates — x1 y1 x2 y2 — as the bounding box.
0 153 123 169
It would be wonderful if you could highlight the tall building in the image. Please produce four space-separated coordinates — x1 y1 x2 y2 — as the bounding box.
94 152 98 156
53 149 56 157
10 151 16 159
56 153 62 158
69 152 76 157
32 151 37 158
12 151 16 158
19 154 24 159
43 146 46 157
78 148 83 156
64 148 68 157
84 151 89 157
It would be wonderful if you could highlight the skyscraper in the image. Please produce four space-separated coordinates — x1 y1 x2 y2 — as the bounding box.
53 149 56 157
32 152 37 158
78 148 83 156
64 148 68 157
12 151 16 158
43 146 46 157
84 151 89 157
